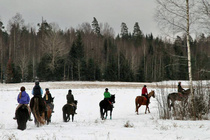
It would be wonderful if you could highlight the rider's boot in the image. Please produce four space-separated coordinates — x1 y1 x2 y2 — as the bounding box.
29 113 33 121
13 112 17 120
74 107 77 114
29 115 33 121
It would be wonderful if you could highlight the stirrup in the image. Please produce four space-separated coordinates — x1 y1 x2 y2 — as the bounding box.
13 117 17 120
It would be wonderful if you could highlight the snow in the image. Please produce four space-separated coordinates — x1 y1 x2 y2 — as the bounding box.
0 81 210 140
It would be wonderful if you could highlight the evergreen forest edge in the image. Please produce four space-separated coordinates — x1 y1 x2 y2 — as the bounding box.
0 14 209 83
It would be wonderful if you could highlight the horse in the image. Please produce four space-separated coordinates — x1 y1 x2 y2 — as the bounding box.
99 94 115 120
62 100 77 122
135 90 155 115
167 88 192 111
16 104 29 130
45 97 54 125
30 96 46 127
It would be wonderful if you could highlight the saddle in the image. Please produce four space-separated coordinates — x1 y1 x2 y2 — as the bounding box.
178 92 183 97
68 103 76 107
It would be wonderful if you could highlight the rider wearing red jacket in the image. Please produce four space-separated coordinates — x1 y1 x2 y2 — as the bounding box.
141 85 149 105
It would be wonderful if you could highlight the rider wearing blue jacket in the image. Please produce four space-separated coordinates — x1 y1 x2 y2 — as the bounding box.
17 90 30 104
13 86 32 121
32 81 43 97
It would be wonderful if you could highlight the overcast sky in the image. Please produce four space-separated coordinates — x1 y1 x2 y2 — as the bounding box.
0 0 159 37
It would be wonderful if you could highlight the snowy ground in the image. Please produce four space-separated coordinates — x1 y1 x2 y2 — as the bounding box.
0 81 210 140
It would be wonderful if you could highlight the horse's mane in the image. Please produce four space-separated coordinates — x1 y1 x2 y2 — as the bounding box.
148 90 155 98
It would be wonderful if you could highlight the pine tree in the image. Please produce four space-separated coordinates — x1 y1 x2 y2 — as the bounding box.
68 31 85 80
92 17 100 35
132 22 143 46
120 22 128 38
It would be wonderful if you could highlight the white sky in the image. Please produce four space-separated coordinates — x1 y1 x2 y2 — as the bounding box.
0 0 159 37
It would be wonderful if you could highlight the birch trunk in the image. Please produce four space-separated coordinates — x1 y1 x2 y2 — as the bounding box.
186 0 195 119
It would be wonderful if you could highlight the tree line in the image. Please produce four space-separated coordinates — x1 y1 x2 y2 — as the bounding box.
0 13 209 83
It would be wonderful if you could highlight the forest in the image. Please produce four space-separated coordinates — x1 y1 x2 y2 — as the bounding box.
0 13 209 83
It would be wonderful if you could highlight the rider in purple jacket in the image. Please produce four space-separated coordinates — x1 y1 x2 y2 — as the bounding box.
13 86 32 121
17 90 30 104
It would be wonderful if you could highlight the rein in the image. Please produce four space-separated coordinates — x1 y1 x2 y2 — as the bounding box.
148 91 154 98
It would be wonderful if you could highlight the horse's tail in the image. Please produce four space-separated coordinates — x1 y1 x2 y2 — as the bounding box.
16 105 29 130
46 105 52 124
62 105 68 122
167 95 171 110
99 101 104 120
135 97 139 112
34 98 45 125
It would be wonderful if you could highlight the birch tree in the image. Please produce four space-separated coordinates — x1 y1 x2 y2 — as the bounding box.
0 20 4 81
199 0 210 34
155 0 198 119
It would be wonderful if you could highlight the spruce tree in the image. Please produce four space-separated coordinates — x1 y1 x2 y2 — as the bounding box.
92 17 100 35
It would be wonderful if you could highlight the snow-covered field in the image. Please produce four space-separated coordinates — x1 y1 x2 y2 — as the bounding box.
0 81 210 140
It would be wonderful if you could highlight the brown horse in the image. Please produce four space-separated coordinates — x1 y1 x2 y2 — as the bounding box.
30 96 46 127
135 90 155 115
45 104 53 124
167 88 192 111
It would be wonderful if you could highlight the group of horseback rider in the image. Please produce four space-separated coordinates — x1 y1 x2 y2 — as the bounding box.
13 81 185 121
140 82 185 105
13 81 79 121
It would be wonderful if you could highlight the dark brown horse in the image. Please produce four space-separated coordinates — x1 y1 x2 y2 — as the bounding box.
62 100 78 122
16 104 29 130
30 96 46 127
167 88 192 111
135 91 155 115
99 94 115 120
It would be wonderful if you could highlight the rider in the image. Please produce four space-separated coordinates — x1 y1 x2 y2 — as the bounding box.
43 88 54 113
141 85 149 105
104 88 113 107
31 81 45 114
66 89 77 114
32 81 43 97
13 86 33 121
178 82 185 95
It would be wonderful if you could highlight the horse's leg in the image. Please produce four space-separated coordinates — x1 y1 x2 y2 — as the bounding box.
105 110 108 119
145 105 147 114
148 106 150 113
110 110 112 120
136 104 140 114
137 105 141 115
67 114 70 122
72 114 74 122
100 108 104 120
171 101 176 116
